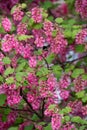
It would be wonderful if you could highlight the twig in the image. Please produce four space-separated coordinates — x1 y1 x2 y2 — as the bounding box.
64 54 87 65
0 48 6 56
41 55 50 69
41 98 45 119
20 88 42 119
0 106 29 112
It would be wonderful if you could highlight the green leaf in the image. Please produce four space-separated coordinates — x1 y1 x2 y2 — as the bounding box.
36 67 49 77
2 57 11 64
64 116 70 122
82 95 87 103
71 116 82 123
18 99 25 109
55 18 63 24
46 53 55 64
48 104 56 110
42 1 53 9
0 94 6 106
33 23 43 29
73 25 81 29
18 35 33 41
23 80 29 86
68 19 76 25
4 67 14 76
11 5 17 14
79 126 87 130
4 108 10 115
14 117 23 125
0 75 4 82
16 62 26 72
48 16 54 21
81 119 87 125
75 45 85 53
34 49 42 55
32 114 39 121
15 72 26 82
8 127 18 130
52 30 57 37
21 3 27 9
6 77 14 84
71 68 84 78
28 18 34 27
2 114 7 122
0 23 5 33
52 65 62 79
22 15 29 23
65 65 75 73
76 90 85 99
38 122 46 125
24 124 33 130
44 123 52 130
26 67 34 73
60 107 71 114
64 29 72 38
82 74 87 80
42 11 48 18
72 29 81 39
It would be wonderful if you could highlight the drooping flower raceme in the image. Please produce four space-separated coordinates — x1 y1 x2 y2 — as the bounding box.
2 17 12 32
75 0 87 18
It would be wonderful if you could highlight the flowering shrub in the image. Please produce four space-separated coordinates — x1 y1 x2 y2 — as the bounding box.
0 0 87 130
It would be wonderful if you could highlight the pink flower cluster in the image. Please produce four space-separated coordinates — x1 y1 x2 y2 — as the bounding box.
27 93 40 110
2 34 18 52
7 90 21 106
2 17 12 32
12 7 24 21
75 29 87 44
68 100 84 117
28 56 37 68
58 75 71 89
60 90 69 100
43 21 54 37
31 7 42 23
47 74 57 91
51 32 68 54
35 36 45 47
17 23 27 35
73 76 87 92
51 3 68 18
75 0 87 18
27 73 38 87
51 114 61 130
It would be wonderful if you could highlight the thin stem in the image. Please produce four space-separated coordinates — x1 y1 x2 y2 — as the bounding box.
64 54 87 65
0 49 6 56
41 98 45 118
41 55 50 69
20 88 42 119
0 106 29 112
